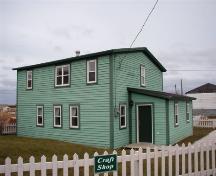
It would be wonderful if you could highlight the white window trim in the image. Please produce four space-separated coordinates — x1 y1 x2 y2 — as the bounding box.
54 105 62 127
174 103 179 126
186 103 190 122
36 106 43 126
70 105 79 128
140 65 145 86
55 64 70 87
120 104 127 128
87 59 97 84
26 70 32 89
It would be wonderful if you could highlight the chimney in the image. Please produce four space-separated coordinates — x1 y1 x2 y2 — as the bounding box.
75 50 80 56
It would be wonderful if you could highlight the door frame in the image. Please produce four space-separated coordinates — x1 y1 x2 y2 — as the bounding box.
136 104 154 143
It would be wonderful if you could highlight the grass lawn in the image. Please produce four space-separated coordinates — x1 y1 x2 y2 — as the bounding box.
0 136 110 165
177 127 215 145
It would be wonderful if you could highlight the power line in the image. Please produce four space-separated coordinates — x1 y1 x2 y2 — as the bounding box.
130 0 159 48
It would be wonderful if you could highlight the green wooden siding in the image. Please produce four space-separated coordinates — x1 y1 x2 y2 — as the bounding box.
17 56 111 148
130 93 167 146
168 100 193 144
111 52 163 148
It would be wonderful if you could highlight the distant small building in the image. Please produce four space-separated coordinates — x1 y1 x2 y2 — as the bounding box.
186 83 216 116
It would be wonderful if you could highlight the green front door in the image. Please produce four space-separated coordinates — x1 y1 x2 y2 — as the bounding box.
138 105 152 143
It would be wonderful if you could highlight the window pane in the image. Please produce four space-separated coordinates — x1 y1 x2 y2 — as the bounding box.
141 67 145 75
63 66 69 75
28 80 32 88
55 117 61 125
57 77 62 85
72 107 78 116
89 72 95 82
121 116 125 126
63 76 69 84
28 72 32 79
89 61 95 71
38 116 43 124
72 117 78 126
55 108 60 116
57 67 62 76
141 76 145 85
38 108 42 116
121 106 125 115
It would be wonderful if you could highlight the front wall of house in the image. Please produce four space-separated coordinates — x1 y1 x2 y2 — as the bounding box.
17 56 111 148
130 93 167 145
168 100 193 144
112 52 163 148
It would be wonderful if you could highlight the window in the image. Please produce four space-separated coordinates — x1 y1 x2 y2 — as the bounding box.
55 65 70 87
120 104 127 128
26 71 32 89
70 105 79 128
54 105 62 127
186 102 190 122
174 102 179 126
36 106 43 126
87 59 97 83
140 65 145 86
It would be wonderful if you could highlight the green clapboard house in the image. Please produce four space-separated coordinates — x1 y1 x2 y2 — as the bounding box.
13 47 195 149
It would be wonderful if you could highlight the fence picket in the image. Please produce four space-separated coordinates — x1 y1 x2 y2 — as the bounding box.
175 144 179 176
94 152 99 176
84 153 89 176
138 148 143 176
73 153 79 176
41 155 46 176
146 147 151 176
194 144 199 175
130 149 135 176
5 157 11 176
181 143 185 176
200 143 204 175
121 149 126 176
161 146 165 176
29 156 35 176
103 151 108 176
63 154 68 176
168 145 172 176
154 146 158 176
18 157 23 176
206 142 210 176
212 142 216 175
113 150 118 176
188 143 192 175
52 155 58 176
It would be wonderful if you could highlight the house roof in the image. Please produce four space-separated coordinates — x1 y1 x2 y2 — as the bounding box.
127 87 196 100
186 83 216 94
12 47 167 72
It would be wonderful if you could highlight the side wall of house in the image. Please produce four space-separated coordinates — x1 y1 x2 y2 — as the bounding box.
168 100 193 144
111 52 164 148
130 93 167 145
17 56 111 148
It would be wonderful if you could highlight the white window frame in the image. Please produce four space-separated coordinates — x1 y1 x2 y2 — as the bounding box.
70 105 79 128
140 65 145 86
36 106 43 126
55 64 70 87
186 102 190 122
87 59 97 84
120 104 127 128
26 70 32 89
53 105 62 127
174 103 179 126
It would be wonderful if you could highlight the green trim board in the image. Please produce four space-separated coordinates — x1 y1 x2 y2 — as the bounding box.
165 100 170 145
13 47 167 72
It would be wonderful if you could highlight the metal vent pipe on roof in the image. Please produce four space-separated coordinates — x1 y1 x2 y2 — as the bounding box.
75 50 80 56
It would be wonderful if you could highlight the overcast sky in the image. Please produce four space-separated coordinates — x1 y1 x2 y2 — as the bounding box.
0 0 216 104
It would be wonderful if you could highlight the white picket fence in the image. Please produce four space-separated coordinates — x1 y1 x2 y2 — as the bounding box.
193 119 216 128
0 123 16 135
0 140 216 176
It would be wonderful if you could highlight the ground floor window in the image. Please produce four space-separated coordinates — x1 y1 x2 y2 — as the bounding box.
120 104 127 128
70 105 79 128
36 105 43 126
54 105 62 127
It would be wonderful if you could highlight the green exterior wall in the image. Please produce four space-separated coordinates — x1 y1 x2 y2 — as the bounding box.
168 100 193 144
111 52 163 148
17 56 111 148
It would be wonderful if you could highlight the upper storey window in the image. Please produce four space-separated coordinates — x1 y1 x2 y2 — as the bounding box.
26 70 32 89
87 59 97 84
55 64 70 87
140 65 146 86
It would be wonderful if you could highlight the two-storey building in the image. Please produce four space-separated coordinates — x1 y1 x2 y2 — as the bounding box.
13 47 195 148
